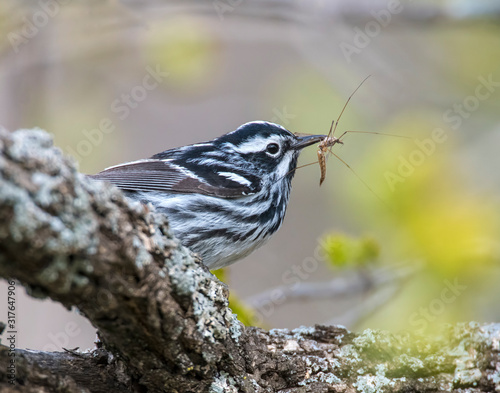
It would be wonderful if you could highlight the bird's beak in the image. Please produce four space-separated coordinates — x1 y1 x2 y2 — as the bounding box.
292 134 327 150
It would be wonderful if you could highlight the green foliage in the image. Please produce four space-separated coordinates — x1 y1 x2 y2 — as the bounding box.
340 113 500 333
323 234 380 268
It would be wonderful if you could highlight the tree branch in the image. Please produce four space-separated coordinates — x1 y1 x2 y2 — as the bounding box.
0 128 243 391
0 128 498 392
246 262 418 304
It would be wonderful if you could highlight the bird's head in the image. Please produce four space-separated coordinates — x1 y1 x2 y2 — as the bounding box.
215 121 325 181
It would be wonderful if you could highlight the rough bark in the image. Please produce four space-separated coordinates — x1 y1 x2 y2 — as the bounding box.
0 128 498 392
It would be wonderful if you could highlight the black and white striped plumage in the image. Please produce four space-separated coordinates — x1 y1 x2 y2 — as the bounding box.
90 121 325 269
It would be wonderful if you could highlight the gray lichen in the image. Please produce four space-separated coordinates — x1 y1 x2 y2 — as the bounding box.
2 128 500 393
209 371 239 393
163 236 242 343
1 128 242 348
0 129 101 293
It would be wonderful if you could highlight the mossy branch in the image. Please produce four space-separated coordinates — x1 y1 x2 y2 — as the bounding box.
0 128 498 392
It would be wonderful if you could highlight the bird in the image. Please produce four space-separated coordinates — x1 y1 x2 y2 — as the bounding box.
89 121 326 270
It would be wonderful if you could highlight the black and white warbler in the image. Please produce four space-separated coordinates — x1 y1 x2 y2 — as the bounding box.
90 121 325 269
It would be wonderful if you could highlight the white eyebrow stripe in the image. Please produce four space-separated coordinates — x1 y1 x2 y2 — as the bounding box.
232 138 267 154
218 172 252 186
231 135 283 154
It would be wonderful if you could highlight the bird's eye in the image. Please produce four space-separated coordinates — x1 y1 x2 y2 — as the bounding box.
266 143 280 155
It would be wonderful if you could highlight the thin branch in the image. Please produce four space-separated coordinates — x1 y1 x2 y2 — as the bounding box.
246 262 418 304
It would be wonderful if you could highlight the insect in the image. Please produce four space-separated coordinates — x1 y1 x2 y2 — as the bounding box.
317 121 343 186
294 76 410 201
316 75 370 186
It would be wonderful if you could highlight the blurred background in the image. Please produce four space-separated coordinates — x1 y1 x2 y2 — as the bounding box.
0 0 499 351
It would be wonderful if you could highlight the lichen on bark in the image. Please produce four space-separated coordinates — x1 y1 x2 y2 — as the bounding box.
0 128 499 393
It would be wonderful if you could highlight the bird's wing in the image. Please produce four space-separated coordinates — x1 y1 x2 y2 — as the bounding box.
88 159 259 199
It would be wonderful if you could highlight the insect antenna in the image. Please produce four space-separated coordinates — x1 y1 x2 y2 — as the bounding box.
338 130 413 141
289 75 409 198
289 76 372 178
329 74 372 139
